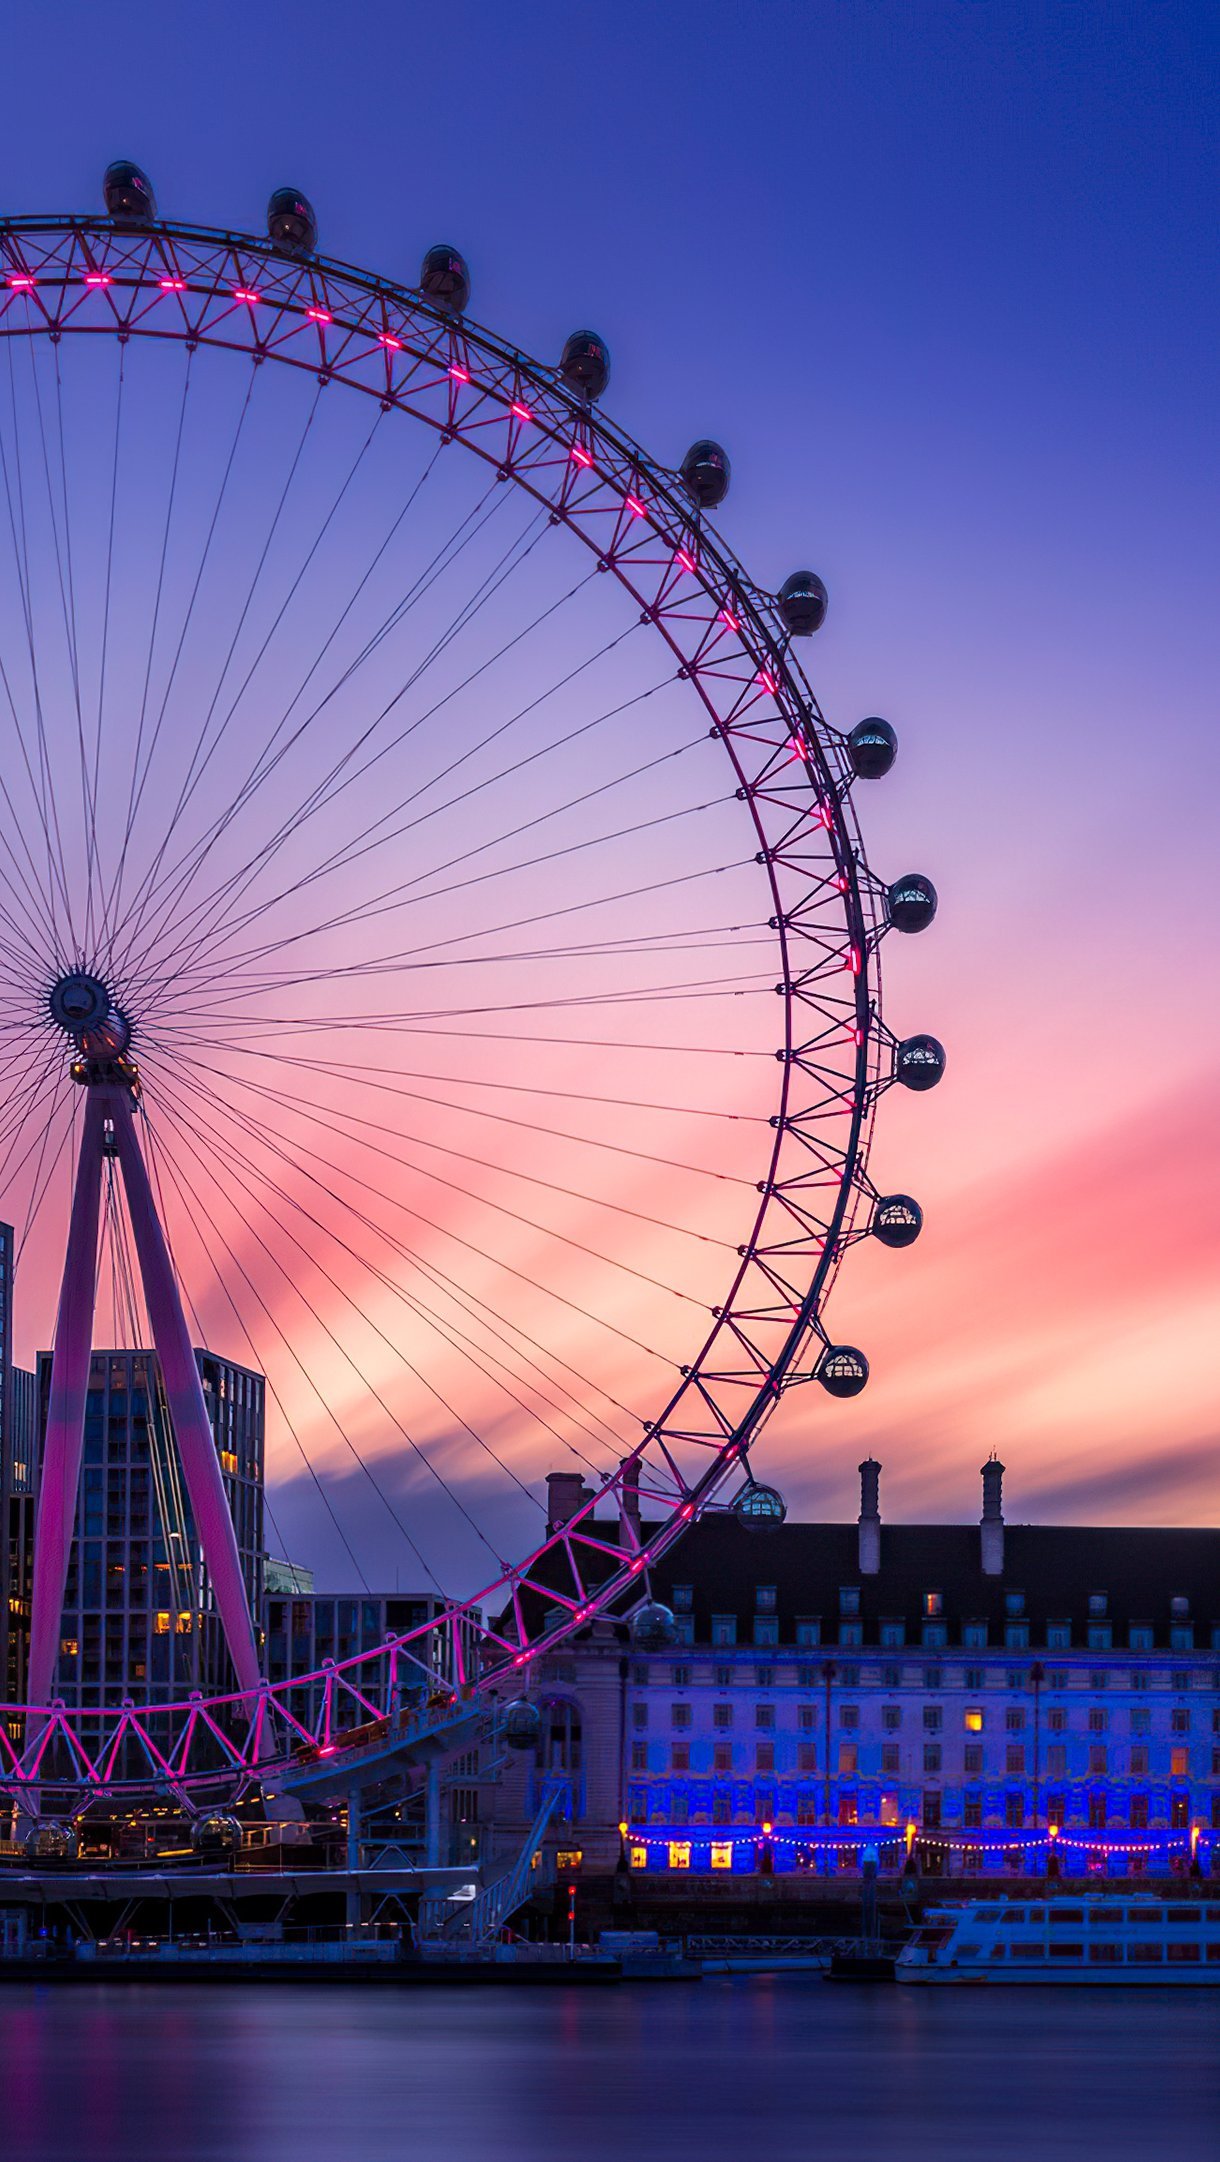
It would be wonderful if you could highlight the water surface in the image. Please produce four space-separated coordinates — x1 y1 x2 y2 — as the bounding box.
2 1979 1217 2161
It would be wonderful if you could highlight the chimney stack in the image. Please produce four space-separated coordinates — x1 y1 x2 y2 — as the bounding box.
546 1470 590 1534
980 1455 1005 1575
619 1457 642 1548
858 1457 881 1575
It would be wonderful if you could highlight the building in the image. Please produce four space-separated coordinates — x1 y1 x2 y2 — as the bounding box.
487 1460 1220 1883
0 1219 38 1705
35 1346 265 1710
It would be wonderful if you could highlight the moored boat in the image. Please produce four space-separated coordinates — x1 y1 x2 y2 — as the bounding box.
897 1897 1220 1984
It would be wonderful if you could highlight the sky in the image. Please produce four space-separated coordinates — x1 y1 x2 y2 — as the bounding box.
0 1 1216 1585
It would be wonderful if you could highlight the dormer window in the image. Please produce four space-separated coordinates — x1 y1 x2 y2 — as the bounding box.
1005 1591 1025 1617
756 1585 777 1613
923 1591 943 1618
1088 1592 1107 1618
672 1584 693 1612
1170 1595 1190 1619
839 1587 860 1617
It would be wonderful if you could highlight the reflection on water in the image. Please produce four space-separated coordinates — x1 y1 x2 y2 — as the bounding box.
2 1979 1218 2162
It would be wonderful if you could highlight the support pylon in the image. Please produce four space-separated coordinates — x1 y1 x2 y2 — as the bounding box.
27 1081 262 1708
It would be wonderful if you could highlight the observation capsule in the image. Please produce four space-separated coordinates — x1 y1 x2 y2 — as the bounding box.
896 1034 947 1092
887 873 938 934
103 160 157 225
190 1812 243 1855
680 439 731 510
502 1699 542 1750
559 329 610 401
420 243 470 314
873 1194 924 1248
848 717 897 780
777 570 828 637
631 1600 679 1652
23 1819 78 1860
267 188 318 258
818 1345 870 1398
734 1481 787 1533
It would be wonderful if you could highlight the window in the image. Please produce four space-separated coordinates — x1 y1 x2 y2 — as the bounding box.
964 1708 984 1732
839 1622 863 1648
1087 1795 1107 1830
923 1623 947 1649
713 1793 731 1825
839 1587 860 1617
755 1585 777 1612
1006 1709 1026 1732
839 1704 859 1730
1089 1670 1108 1692
755 1666 774 1689
881 1743 900 1773
712 1616 737 1647
1048 1707 1067 1733
1130 1708 1151 1736
1005 1622 1030 1649
1130 1746 1149 1774
1088 1745 1107 1775
1046 1745 1067 1776
1088 1593 1108 1617
880 1621 905 1648
883 1665 902 1689
713 1703 733 1730
632 1703 648 1730
923 1706 942 1733
1129 1794 1149 1829
671 1664 690 1688
713 1743 732 1773
795 1621 821 1649
671 1743 690 1771
715 1665 733 1689
965 1666 985 1691
755 1703 775 1729
923 1744 942 1773
1047 1622 1071 1650
883 1705 902 1731
753 1617 779 1648
1170 1595 1190 1619
797 1743 817 1774
755 1742 775 1773
798 1703 816 1731
924 1667 943 1691
1006 1744 1025 1774
668 1842 691 1871
1171 1747 1189 1778
964 1744 983 1774
1005 1793 1025 1828
1088 1625 1112 1651
631 1741 647 1771
797 1665 819 1688
672 1584 692 1612
1047 1670 1068 1691
962 1623 988 1649
1129 1625 1153 1651
1088 1709 1107 1734
923 1591 943 1618
1171 1709 1191 1734
1045 1793 1065 1829
838 1742 857 1774
1004 1591 1025 1617
671 1703 692 1730
922 1791 942 1828
963 1793 983 1828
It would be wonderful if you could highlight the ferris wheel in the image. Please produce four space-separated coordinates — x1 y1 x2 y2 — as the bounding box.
0 164 941 1805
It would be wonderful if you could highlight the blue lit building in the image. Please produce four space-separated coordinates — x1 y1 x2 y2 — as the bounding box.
490 1461 1220 1883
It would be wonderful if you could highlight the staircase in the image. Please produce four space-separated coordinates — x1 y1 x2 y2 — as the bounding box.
418 1776 571 1948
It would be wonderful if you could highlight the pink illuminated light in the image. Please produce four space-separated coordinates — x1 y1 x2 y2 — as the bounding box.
570 443 594 469
674 547 697 574
233 287 261 305
448 363 470 383
7 275 35 291
758 668 780 696
306 305 332 325
84 273 113 289
626 495 648 519
159 277 187 293
510 401 533 423
719 608 741 632
379 331 403 351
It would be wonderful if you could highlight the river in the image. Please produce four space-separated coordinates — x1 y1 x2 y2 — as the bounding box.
1 1979 1217 2160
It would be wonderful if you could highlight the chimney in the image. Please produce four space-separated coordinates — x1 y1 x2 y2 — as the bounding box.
546 1470 590 1534
980 1455 1005 1576
858 1457 881 1575
619 1457 642 1548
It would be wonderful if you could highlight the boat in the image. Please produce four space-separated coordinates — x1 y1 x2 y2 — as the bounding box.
896 1897 1220 1984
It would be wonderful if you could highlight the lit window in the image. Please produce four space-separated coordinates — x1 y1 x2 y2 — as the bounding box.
964 1708 984 1733
668 1842 691 1871
629 1845 647 1869
710 1842 733 1870
923 1591 943 1618
1171 1747 1189 1777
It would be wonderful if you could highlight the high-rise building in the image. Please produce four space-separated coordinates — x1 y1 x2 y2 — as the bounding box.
35 1346 265 1710
0 1221 37 1707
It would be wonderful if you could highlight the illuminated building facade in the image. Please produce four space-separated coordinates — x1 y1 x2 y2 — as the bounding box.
490 1462 1220 1881
35 1346 264 1710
